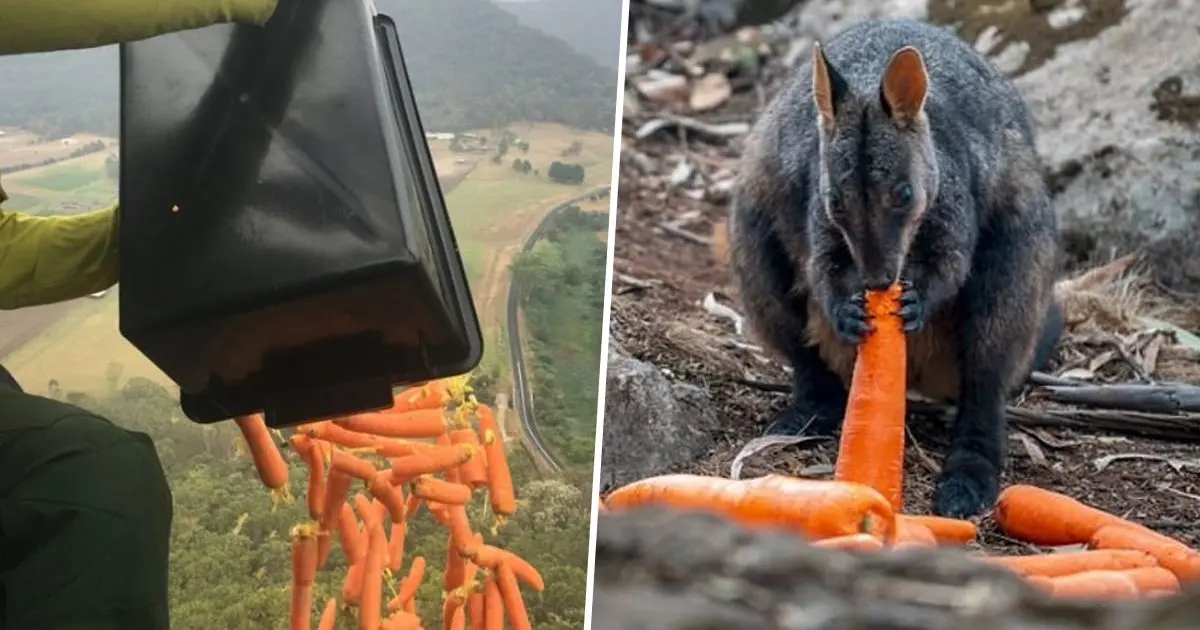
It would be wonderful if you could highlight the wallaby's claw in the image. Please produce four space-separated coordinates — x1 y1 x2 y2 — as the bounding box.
898 279 927 333
832 292 873 344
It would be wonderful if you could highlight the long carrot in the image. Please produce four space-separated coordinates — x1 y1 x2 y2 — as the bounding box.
445 531 467 591
318 469 355 568
338 502 365 562
388 520 407 572
343 561 365 607
412 475 473 505
893 518 937 548
993 485 1134 546
360 518 388 630
388 556 427 611
383 611 424 630
446 504 475 553
443 586 469 630
604 474 897 541
833 284 906 511
1088 524 1200 582
483 577 504 630
290 434 328 521
813 533 884 552
896 515 976 545
478 405 517 518
438 433 463 485
1122 567 1180 593
332 449 381 482
392 381 452 413
337 409 448 439
450 427 488 489
980 549 1158 577
317 598 338 630
1041 569 1140 599
496 562 532 630
369 471 408 523
290 524 319 630
390 445 477 482
235 414 291 504
467 587 485 630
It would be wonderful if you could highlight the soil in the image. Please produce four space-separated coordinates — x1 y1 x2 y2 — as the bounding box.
610 4 1200 551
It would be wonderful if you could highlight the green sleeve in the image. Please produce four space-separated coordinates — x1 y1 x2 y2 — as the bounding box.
0 205 120 310
0 0 279 55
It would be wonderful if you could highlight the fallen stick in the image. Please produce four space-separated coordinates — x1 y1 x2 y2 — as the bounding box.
1040 384 1200 414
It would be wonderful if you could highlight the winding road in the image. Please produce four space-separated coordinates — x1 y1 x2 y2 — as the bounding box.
506 186 610 474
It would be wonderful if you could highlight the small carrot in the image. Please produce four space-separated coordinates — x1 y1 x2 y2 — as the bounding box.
478 405 517 518
388 520 407 572
896 515 977 545
235 414 290 504
318 470 356 568
388 556 427 611
833 284 906 511
412 475 473 505
893 518 937 548
369 471 408 523
483 577 503 630
450 427 488 489
994 485 1133 546
980 549 1158 578
604 474 897 542
496 562 532 630
331 449 381 482
813 533 884 552
290 524 319 630
1042 569 1140 599
317 597 338 630
337 409 448 439
1088 524 1200 582
360 518 388 630
390 445 476 482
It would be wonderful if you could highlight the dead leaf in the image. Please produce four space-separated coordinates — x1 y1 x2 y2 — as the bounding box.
690 72 733 112
667 159 693 187
633 72 689 104
799 463 834 477
730 434 832 479
1139 316 1200 350
1022 427 1082 449
634 115 751 140
1059 367 1096 381
1092 452 1200 472
1140 333 1164 377
702 292 744 336
1013 432 1048 467
1086 351 1116 374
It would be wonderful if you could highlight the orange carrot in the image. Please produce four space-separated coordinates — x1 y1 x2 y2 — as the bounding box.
981 549 1158 577
342 560 364 607
291 435 329 521
337 409 448 439
412 475 473 505
317 597 338 630
1042 569 1140 599
235 414 290 503
994 485 1133 546
427 501 452 527
833 284 906 511
369 471 407 523
443 586 469 630
496 562 532 630
331 449 380 482
438 433 463 485
446 504 475 553
387 555 427 611
318 469 355 568
404 492 422 520
1146 589 1176 599
893 518 937 548
392 381 452 413
478 405 516 517
462 544 505 569
388 520 407 572
1122 567 1180 593
338 502 365 562
450 428 488 489
813 533 884 552
290 524 319 630
604 474 897 542
446 531 467 591
483 577 504 630
360 518 388 629
305 422 376 448
1088 524 1200 582
897 515 977 545
467 588 485 630
390 445 476 482
383 611 424 630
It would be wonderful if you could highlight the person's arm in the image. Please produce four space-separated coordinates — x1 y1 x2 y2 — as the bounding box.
0 205 120 310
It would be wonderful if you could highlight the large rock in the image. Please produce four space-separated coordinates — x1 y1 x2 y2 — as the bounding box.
602 349 719 488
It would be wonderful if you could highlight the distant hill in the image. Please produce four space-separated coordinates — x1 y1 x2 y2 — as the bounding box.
493 0 624 69
0 0 617 139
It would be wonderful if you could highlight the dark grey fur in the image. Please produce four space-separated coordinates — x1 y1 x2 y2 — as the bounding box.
728 20 1063 518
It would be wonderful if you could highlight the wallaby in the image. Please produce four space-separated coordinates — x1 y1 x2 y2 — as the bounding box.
727 19 1063 518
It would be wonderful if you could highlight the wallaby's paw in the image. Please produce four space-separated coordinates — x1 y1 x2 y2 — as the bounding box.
932 451 1000 518
898 279 927 333
763 403 842 438
832 293 872 344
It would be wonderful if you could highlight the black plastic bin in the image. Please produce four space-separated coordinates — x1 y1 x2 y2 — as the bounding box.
117 0 482 428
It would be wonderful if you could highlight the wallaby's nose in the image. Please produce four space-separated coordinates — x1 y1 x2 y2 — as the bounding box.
864 276 894 291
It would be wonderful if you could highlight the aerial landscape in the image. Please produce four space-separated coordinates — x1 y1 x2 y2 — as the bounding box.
0 0 620 627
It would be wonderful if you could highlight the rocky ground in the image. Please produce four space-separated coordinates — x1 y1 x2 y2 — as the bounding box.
604 0 1200 559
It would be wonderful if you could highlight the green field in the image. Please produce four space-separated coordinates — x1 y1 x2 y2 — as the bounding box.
2 152 117 215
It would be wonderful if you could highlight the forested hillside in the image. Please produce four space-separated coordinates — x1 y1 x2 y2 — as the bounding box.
494 0 625 69
0 0 617 138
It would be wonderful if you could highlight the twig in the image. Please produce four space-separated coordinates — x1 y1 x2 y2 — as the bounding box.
658 221 711 246
1028 371 1083 387
1041 383 1200 414
615 272 660 295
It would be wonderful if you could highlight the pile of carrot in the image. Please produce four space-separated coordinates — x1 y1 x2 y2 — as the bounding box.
600 283 1200 601
233 377 545 630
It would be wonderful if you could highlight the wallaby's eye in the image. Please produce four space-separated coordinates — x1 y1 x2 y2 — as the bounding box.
892 182 914 209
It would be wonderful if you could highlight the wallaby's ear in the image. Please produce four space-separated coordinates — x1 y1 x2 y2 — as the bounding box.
880 46 928 123
812 42 846 129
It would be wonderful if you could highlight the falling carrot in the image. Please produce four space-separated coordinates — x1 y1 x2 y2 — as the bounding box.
445 532 467 591
1088 524 1200 582
383 611 424 630
412 475 473 505
392 381 452 413
290 524 319 630
467 587 485 630
478 405 517 518
450 427 488 489
343 560 365 607
388 556 427 611
332 449 381 482
993 485 1134 546
813 533 884 552
980 549 1158 578
235 414 291 505
318 469 356 568
338 502 365 562
369 471 408 523
360 518 388 629
446 504 475 553
388 520 407 572
405 493 422 520
833 284 906 511
390 445 477 482
290 434 328 521
896 515 977 546
443 586 469 630
317 597 338 630
337 409 448 439
893 518 937 548
496 562 532 630
483 577 504 630
604 474 897 542
438 433 462 485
